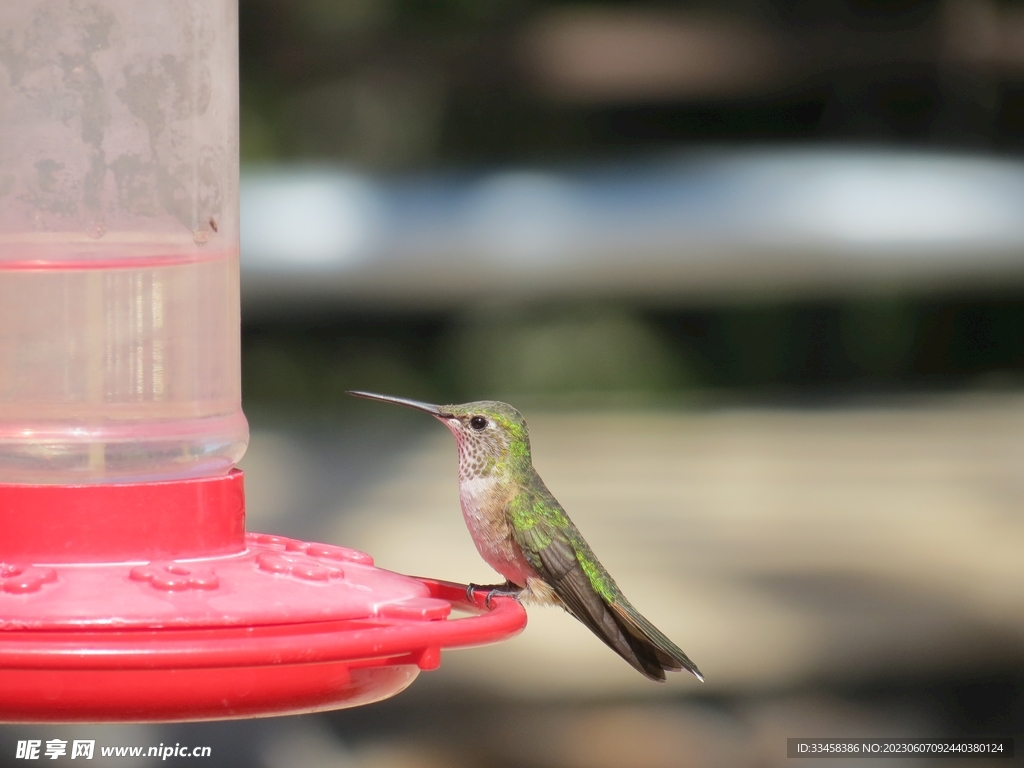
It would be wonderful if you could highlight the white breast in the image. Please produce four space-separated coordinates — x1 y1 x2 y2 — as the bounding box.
458 477 537 586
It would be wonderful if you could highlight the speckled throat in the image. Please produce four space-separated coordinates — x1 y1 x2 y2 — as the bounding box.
452 426 508 482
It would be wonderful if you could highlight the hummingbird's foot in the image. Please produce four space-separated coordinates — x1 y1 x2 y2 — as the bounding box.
484 586 523 609
466 581 522 607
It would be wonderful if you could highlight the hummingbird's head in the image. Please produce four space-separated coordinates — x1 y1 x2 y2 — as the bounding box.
348 392 531 479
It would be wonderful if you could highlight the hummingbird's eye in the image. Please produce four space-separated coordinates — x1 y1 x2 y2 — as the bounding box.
469 416 487 431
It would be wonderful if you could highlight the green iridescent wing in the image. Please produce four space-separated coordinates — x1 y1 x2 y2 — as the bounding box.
507 475 702 682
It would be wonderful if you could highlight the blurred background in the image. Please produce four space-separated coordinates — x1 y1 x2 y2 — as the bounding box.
241 0 1024 765
232 1 1024 765
8 0 1024 766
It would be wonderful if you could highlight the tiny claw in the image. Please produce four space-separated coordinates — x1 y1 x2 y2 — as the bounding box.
485 589 523 608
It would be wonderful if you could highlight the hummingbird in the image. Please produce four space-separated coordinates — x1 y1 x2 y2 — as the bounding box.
348 391 703 683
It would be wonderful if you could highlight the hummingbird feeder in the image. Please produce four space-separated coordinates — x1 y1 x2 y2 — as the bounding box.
0 0 524 722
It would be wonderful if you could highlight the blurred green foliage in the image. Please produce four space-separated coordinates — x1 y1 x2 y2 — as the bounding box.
445 304 691 402
840 296 917 378
242 293 1024 412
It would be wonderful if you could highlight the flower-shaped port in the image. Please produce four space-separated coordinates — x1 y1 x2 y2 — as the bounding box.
0 564 57 594
255 552 344 582
248 533 373 565
129 562 219 591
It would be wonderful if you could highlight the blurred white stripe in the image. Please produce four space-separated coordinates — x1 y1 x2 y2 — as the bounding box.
240 149 1024 306
240 170 382 270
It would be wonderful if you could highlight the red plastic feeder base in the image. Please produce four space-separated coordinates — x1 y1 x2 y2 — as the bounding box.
0 470 526 722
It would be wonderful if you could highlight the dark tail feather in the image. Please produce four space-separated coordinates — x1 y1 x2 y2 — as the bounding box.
607 599 704 683
556 578 696 682
529 530 703 682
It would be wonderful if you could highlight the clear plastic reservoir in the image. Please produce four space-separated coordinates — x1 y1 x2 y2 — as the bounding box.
0 1 248 483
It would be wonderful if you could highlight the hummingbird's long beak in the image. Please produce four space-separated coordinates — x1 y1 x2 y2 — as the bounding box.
347 391 451 418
